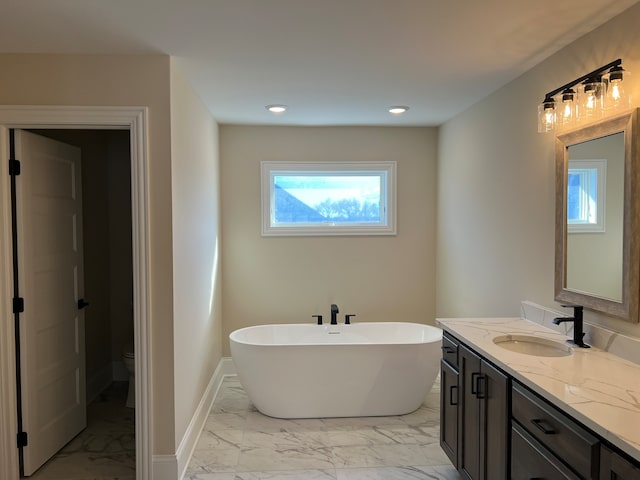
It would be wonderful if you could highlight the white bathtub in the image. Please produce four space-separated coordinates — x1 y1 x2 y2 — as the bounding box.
229 322 442 418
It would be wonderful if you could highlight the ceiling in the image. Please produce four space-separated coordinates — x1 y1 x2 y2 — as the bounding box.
1 0 638 126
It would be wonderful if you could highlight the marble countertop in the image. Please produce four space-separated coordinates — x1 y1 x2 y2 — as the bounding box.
436 316 640 461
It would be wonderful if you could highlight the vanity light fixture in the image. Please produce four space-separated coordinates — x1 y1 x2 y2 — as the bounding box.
537 59 629 133
388 106 409 115
266 104 288 114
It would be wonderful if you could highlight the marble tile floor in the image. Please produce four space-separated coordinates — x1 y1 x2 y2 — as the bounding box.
24 381 136 480
185 376 459 480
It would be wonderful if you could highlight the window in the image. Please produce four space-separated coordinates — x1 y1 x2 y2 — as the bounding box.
567 159 606 233
261 161 396 236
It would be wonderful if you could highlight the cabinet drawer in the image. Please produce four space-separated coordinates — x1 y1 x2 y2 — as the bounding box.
511 423 581 480
512 382 599 479
441 333 458 368
600 445 640 479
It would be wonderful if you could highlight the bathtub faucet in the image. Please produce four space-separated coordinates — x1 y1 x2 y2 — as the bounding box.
330 304 339 325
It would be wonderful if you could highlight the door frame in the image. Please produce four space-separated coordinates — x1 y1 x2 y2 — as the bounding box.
0 106 151 480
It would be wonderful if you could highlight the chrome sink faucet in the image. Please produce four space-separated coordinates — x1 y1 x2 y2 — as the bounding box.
331 304 339 325
552 304 590 348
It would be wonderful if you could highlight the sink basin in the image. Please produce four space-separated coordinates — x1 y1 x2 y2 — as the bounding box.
493 334 573 357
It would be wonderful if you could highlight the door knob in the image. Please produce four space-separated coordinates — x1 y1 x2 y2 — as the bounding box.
77 299 90 310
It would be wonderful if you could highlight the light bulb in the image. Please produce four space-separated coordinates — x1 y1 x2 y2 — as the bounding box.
266 104 287 114
610 82 622 101
545 108 554 124
580 77 604 120
559 88 577 129
388 106 409 115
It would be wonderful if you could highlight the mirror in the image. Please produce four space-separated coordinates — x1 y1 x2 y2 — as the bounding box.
555 109 640 322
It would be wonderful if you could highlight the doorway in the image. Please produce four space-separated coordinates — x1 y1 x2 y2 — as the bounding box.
0 106 152 480
18 129 134 477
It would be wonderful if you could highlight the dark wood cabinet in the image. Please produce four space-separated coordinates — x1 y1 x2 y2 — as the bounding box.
440 331 640 480
511 422 581 480
440 358 459 468
459 343 509 480
512 382 599 479
441 334 509 480
600 445 640 479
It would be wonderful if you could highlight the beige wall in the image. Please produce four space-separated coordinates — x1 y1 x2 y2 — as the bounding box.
169 62 222 446
220 125 437 355
0 54 177 453
437 3 640 337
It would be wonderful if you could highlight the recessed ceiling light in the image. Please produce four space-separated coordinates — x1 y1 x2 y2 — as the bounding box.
388 106 409 115
266 104 288 114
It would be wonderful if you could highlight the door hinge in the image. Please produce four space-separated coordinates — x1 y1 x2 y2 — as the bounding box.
17 431 28 448
8 159 20 176
13 297 24 313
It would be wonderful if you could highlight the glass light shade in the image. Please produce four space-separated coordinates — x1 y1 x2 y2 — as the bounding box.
559 89 578 129
605 66 630 110
537 99 556 133
580 78 605 121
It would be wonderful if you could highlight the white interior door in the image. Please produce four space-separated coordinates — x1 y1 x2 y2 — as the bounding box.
14 130 86 476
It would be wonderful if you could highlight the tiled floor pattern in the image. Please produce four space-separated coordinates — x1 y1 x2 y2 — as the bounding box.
185 376 459 480
24 381 136 480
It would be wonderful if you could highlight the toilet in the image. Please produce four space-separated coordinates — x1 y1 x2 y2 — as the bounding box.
122 344 135 409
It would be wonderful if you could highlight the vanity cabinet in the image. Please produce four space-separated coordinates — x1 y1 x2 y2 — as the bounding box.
440 332 509 480
440 333 460 468
600 445 640 479
441 332 640 480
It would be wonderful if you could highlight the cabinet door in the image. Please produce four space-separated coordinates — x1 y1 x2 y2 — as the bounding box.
479 359 509 480
440 359 459 468
460 345 482 480
600 445 640 479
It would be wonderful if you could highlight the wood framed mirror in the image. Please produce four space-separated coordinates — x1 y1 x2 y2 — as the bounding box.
555 109 640 322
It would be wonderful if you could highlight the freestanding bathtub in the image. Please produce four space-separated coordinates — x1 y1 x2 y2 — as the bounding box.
229 322 442 418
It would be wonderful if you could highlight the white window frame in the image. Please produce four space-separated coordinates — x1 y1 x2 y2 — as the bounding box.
261 161 397 236
567 159 606 233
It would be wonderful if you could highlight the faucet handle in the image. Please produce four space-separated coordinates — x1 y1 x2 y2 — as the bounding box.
345 314 356 324
312 315 323 325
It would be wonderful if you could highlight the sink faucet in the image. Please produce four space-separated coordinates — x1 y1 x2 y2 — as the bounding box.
552 304 590 348
330 304 339 325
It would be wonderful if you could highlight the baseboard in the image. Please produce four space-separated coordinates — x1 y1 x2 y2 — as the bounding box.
86 359 132 404
86 363 113 403
151 357 234 480
151 454 179 480
219 356 236 376
112 359 129 382
178 357 234 479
